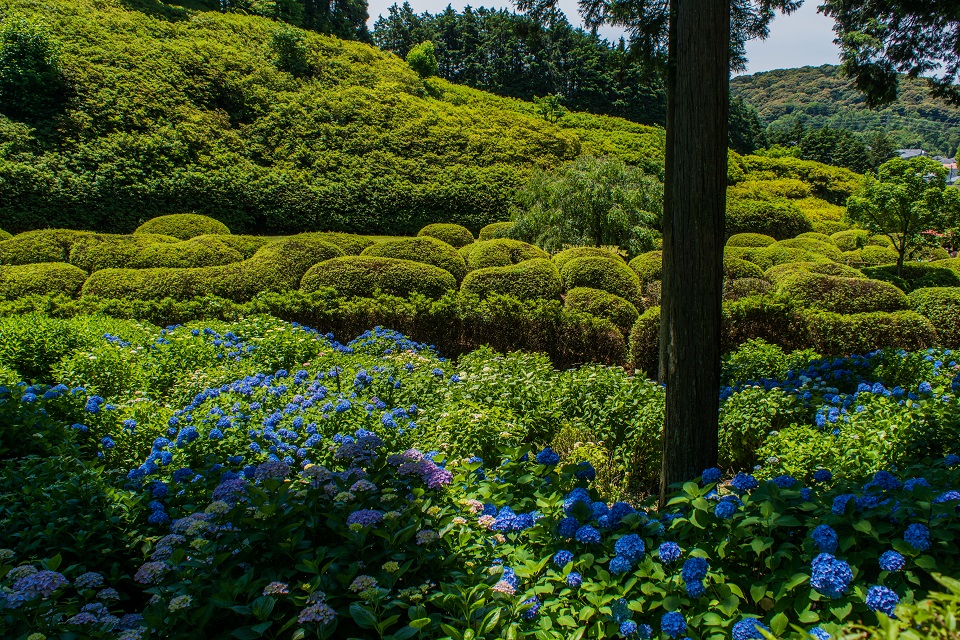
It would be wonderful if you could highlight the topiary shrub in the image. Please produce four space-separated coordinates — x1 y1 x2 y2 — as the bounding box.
627 250 662 285
862 263 960 293
909 246 951 261
128 237 244 269
794 232 836 245
0 229 92 265
776 238 844 262
723 277 772 301
937 257 960 274
69 234 180 272
803 309 936 355
559 256 641 305
361 236 467 282
460 259 561 300
0 262 87 300
908 287 960 348
842 245 901 267
81 235 343 302
726 233 776 248
300 256 457 299
418 223 474 248
726 198 813 239
0 230 11 241
478 222 514 241
741 244 833 271
811 220 851 235
134 214 230 240
831 229 869 252
776 272 909 314
201 235 272 259
564 287 640 333
764 261 865 286
724 256 766 280
552 246 624 271
628 305 660 376
300 232 376 256
461 239 549 271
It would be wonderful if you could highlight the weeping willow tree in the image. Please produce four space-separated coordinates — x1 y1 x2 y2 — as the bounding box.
509 155 663 256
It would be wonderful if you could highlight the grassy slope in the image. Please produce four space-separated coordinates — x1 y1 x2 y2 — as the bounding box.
0 0 663 235
731 65 960 155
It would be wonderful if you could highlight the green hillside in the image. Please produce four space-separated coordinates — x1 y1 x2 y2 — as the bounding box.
731 65 960 156
0 0 663 235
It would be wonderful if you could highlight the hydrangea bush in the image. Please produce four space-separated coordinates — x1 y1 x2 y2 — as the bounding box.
1 320 960 639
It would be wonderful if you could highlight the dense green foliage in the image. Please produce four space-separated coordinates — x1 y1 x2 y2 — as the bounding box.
0 0 665 236
133 214 231 240
731 65 960 156
461 239 549 271
460 258 562 300
0 16 69 122
360 236 467 281
300 256 458 299
417 223 474 249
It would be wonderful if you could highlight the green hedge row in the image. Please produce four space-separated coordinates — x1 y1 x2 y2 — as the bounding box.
301 256 458 299
361 236 468 281
460 238 549 271
133 214 231 240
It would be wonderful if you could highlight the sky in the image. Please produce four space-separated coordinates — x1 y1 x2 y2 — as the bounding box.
366 0 842 75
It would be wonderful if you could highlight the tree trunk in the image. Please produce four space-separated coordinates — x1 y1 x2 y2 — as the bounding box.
658 0 730 507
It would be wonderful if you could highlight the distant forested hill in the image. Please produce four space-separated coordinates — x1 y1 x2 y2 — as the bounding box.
731 65 960 157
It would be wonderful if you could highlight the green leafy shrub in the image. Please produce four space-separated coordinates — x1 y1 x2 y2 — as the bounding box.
911 246 952 261
908 287 960 348
460 258 561 300
551 246 624 270
0 262 87 300
628 305 661 375
795 232 836 244
81 236 343 302
777 272 909 314
803 309 937 354
830 229 893 252
133 214 231 240
301 232 376 256
0 16 68 120
842 245 901 267
724 256 766 280
627 250 662 285
406 39 438 77
460 238 549 271
721 338 818 385
844 574 960 640
726 232 776 248
197 234 272 259
563 287 639 333
478 221 513 240
559 256 641 305
418 223 474 248
0 230 11 241
863 263 960 293
361 236 467 281
270 25 310 76
67 234 180 272
741 244 833 271
719 387 806 468
812 219 852 235
764 261 866 286
726 197 813 239
0 229 92 265
127 237 244 269
723 277 772 301
777 237 844 261
300 256 457 299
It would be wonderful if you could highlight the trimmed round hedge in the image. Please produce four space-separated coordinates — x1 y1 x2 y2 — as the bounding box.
910 246 951 261
418 223 474 248
68 234 181 272
908 287 960 348
134 214 230 240
0 229 93 266
723 277 772 301
776 272 909 314
202 235 272 259
461 239 549 271
628 306 661 376
726 199 813 239
361 236 467 282
741 245 833 271
726 233 776 248
300 232 376 256
0 230 11 242
478 222 514 241
831 229 869 252
803 309 936 354
764 261 865 286
842 246 901 267
460 258 561 300
723 256 765 280
81 235 343 302
776 238 844 262
300 256 457 299
565 287 639 333
628 250 662 285
559 256 641 305
811 220 851 236
552 246 624 271
862 263 960 293
129 237 244 269
794 232 836 245
0 262 88 300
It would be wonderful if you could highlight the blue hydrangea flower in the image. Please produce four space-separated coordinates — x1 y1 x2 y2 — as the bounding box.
918 381 933 394
714 500 737 519
879 550 905 572
810 553 852 599
904 523 930 551
553 550 574 568
566 572 582 588
731 618 770 640
701 467 722 484
832 494 857 515
521 596 540 620
575 461 596 481
770 475 798 488
535 448 560 465
609 555 632 574
659 542 681 564
681 557 708 583
810 525 838 553
661 611 686 638
563 488 592 515
945 454 960 466
619 621 638 638
904 477 930 491
730 473 759 494
685 579 705 597
637 624 653 639
575 525 601 544
557 517 579 538
614 534 645 562
865 585 899 617
809 627 830 640
813 468 833 483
